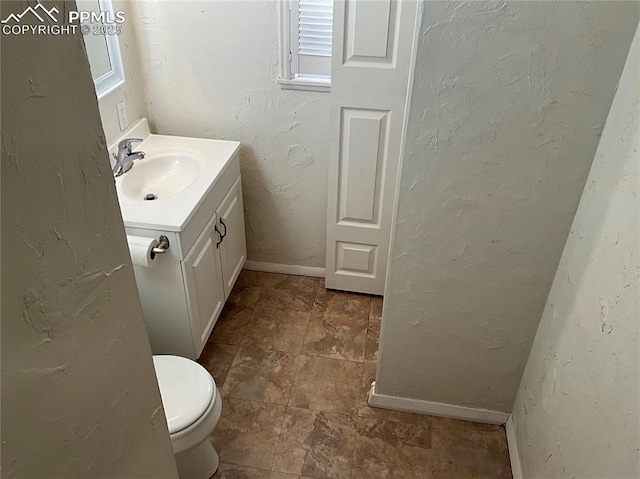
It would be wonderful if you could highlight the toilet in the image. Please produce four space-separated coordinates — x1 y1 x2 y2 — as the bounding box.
153 355 222 479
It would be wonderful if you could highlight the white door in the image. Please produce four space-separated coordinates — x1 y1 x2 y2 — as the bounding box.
325 0 419 295
182 214 225 356
217 176 247 298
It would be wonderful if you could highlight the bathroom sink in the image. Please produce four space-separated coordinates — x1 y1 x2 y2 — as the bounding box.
120 153 201 202
110 118 241 231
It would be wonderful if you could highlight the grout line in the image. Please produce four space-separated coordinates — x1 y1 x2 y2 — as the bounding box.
223 395 359 420
288 279 320 397
266 281 316 473
221 382 362 416
285 344 306 409
268 402 289 473
235 304 259 348
217 345 241 390
217 462 272 473
351 415 361 479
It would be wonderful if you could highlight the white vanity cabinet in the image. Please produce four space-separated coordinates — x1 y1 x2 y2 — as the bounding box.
217 177 246 297
181 213 227 352
181 176 247 352
125 148 246 360
112 119 245 359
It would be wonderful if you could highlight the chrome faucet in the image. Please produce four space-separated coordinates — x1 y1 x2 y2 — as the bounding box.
112 138 145 177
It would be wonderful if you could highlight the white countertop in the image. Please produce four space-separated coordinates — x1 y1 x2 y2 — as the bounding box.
109 119 240 232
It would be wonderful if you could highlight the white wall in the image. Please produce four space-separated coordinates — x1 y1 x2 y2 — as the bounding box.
377 1 639 413
510 27 640 479
131 0 330 268
1 2 178 476
96 0 149 145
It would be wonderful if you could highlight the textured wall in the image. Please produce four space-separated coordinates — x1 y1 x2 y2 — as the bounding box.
377 1 639 412
95 0 149 145
1 2 178 476
511 27 640 478
130 0 330 268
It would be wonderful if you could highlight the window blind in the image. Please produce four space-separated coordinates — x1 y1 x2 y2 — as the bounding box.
298 0 333 58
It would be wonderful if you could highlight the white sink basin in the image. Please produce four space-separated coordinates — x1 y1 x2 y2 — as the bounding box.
110 119 240 231
120 153 201 202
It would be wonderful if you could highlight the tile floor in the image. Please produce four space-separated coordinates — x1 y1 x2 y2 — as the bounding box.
198 270 512 479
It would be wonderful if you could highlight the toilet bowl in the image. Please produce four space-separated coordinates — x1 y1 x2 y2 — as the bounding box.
153 355 222 479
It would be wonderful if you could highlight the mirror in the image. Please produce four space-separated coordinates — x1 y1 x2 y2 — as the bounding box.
78 0 124 98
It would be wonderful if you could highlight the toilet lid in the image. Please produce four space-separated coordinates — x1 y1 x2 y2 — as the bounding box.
152 355 216 434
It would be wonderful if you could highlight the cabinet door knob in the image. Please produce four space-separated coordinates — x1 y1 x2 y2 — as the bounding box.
219 218 227 241
214 225 223 248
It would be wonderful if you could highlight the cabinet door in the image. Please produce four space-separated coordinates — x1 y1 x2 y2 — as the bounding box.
182 215 225 355
217 176 247 298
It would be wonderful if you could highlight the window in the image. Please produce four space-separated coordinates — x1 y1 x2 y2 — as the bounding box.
78 0 125 99
278 0 333 92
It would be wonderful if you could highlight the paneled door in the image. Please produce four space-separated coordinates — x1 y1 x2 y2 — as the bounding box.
182 214 226 355
217 176 247 299
325 0 419 294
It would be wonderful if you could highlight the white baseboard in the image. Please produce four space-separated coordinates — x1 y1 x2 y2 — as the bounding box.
367 381 510 425
505 415 523 479
244 260 325 278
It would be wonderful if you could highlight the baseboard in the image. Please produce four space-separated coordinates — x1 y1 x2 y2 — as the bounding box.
244 260 325 278
367 381 510 425
505 415 523 479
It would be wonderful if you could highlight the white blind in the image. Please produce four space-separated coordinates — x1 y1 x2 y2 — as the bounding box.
298 0 333 57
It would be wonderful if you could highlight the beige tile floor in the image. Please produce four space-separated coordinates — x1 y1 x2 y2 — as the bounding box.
199 271 512 479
